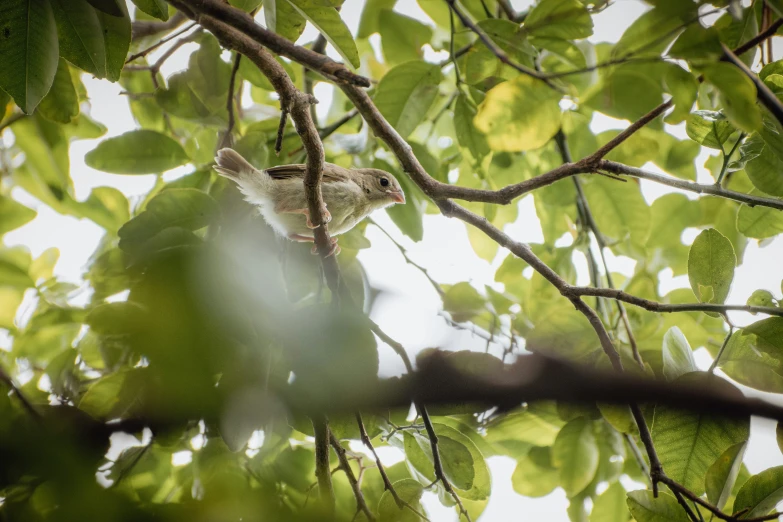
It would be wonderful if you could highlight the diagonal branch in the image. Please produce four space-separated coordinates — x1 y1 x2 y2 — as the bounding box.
330 433 376 521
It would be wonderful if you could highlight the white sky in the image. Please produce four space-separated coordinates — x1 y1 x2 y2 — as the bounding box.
4 0 783 520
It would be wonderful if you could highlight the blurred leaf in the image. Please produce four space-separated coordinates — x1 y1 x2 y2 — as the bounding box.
718 330 783 393
85 0 124 16
0 260 36 289
374 61 442 139
661 327 696 381
511 447 558 498
454 94 489 162
442 282 484 322
0 0 58 113
131 0 169 20
612 4 692 59
669 24 721 61
86 130 189 174
590 481 629 522
0 195 36 235
733 465 783 519
524 0 593 39
688 228 735 304
626 490 689 522
379 9 432 66
474 75 562 152
664 65 699 125
705 441 747 511
747 290 775 308
552 417 599 497
737 200 783 239
118 188 219 251
378 479 424 522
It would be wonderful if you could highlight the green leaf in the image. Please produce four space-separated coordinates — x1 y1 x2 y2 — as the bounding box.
67 186 130 234
652 375 750 495
284 0 360 68
590 482 630 522
0 195 36 235
581 176 650 247
524 0 593 40
118 188 220 251
228 0 263 11
741 133 783 196
454 94 489 162
85 130 189 174
357 0 397 38
374 61 442 139
747 290 776 308
702 63 762 133
512 447 558 498
464 19 536 85
664 65 699 125
743 317 783 358
130 0 169 20
434 422 491 500
442 282 484 322
737 200 783 239
552 417 599 497
613 4 692 59
84 0 125 16
378 9 432 66
0 260 36 289
38 59 79 124
669 24 722 62
486 403 564 447
95 1 131 82
0 0 59 113
685 111 735 150
626 490 690 522
661 327 696 381
648 194 701 249
49 0 107 78
718 330 783 393
263 0 306 42
378 479 424 522
734 465 783 519
687 228 736 304
705 441 747 511
474 75 562 152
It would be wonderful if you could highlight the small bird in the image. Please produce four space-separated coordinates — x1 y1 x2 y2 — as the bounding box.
213 148 405 256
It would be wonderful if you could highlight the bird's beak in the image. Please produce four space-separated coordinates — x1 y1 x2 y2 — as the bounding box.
389 190 405 204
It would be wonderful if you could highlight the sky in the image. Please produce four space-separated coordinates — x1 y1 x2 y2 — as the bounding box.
3 0 783 520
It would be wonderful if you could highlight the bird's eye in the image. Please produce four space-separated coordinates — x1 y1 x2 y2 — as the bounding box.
380 177 389 187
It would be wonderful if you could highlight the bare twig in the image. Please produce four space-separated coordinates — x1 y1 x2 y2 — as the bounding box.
126 22 197 63
708 325 735 374
219 52 243 150
330 433 376 521
275 107 289 156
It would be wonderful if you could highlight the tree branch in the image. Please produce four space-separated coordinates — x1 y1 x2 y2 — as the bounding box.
444 0 562 91
171 0 370 87
721 43 783 127
132 11 187 40
313 417 335 513
330 432 376 521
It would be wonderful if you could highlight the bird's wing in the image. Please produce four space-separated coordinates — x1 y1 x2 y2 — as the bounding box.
265 164 351 183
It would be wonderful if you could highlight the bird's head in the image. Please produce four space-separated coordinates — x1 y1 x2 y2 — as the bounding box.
356 168 406 207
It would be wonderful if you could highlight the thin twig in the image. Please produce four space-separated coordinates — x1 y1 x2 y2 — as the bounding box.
708 325 735 374
330 433 376 521
716 133 745 186
126 22 197 63
219 52 243 150
444 0 561 91
275 107 289 155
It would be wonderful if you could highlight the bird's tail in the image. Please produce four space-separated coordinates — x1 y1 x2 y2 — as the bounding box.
214 148 257 180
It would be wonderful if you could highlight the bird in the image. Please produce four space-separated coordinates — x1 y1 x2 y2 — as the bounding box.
213 148 406 256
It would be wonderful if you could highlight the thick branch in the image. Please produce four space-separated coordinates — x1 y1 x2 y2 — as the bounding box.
313 417 335 512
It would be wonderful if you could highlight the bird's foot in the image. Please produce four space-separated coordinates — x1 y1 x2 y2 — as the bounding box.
310 237 340 257
288 233 314 242
304 205 331 229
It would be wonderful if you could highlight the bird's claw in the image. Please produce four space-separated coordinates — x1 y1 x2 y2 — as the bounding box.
304 206 331 229
310 237 340 257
